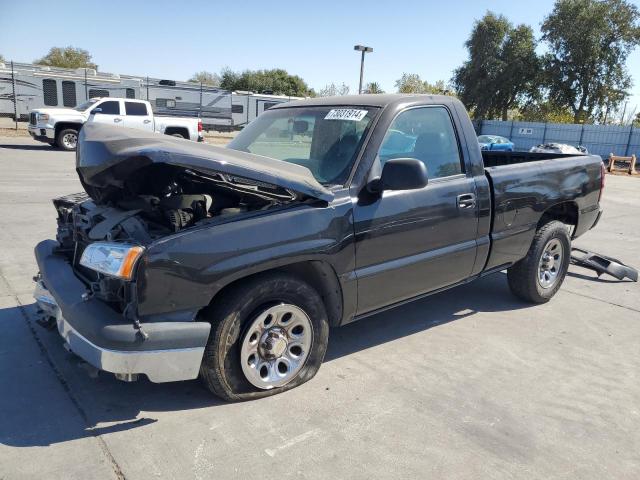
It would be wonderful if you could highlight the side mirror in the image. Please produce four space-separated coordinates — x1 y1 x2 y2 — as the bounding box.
90 107 102 115
370 158 428 192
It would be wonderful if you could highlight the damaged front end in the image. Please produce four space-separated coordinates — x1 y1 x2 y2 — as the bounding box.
34 123 332 382
53 123 332 314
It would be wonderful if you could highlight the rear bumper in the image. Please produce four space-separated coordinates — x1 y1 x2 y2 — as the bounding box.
34 240 211 383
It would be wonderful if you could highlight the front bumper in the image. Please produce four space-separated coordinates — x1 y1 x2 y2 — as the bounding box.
28 125 55 142
33 240 211 383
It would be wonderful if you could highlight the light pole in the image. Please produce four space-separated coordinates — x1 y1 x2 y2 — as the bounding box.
354 45 373 94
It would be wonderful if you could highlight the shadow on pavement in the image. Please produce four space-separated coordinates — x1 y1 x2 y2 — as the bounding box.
0 144 57 151
0 272 530 448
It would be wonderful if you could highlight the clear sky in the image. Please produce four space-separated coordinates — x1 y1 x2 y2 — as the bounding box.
1 0 639 116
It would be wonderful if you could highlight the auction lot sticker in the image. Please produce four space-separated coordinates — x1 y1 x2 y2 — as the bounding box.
324 109 368 121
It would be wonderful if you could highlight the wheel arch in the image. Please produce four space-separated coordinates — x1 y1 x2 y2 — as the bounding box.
537 201 579 231
164 126 190 139
204 260 344 327
54 122 82 137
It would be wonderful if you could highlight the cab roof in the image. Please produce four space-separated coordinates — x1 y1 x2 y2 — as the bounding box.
271 93 457 110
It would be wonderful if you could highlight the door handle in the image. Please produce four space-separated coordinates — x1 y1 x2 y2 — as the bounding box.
143 119 151 124
457 193 476 209
114 118 122 123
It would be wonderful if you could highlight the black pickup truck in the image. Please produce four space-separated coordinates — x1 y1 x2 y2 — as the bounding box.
34 94 604 400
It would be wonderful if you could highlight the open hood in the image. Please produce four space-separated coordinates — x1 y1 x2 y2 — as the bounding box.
76 123 334 203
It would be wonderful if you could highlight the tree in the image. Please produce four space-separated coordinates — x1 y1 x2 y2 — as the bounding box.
317 83 350 96
364 82 384 94
34 46 97 70
395 74 453 95
395 73 425 93
541 0 640 123
453 12 540 120
423 80 453 95
517 101 575 123
219 68 312 96
634 112 640 127
189 71 221 86
0 54 5 64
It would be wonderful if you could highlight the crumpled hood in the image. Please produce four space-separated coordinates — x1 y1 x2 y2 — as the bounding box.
76 123 334 203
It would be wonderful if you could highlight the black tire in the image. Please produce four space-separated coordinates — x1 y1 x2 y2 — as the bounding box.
507 220 571 303
169 132 185 139
200 272 329 401
56 128 79 151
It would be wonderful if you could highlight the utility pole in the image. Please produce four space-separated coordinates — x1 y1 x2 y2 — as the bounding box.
354 45 373 94
10 61 17 130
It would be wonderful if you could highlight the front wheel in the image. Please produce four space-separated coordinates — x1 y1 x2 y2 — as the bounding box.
200 273 329 401
56 128 78 151
507 220 571 303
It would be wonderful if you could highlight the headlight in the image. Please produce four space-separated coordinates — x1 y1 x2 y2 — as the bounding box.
38 113 50 122
80 242 144 280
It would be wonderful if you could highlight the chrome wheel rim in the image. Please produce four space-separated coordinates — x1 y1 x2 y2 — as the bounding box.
240 303 313 389
62 132 77 149
538 238 564 289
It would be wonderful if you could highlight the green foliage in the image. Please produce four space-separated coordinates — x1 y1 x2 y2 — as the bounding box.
34 46 97 70
364 82 384 94
0 53 5 64
634 112 640 127
219 68 311 96
395 74 453 95
453 12 540 120
189 71 221 86
395 73 425 93
541 0 640 123
517 101 575 123
317 83 350 96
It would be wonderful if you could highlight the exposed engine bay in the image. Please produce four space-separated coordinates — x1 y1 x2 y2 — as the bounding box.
56 164 296 247
53 166 301 311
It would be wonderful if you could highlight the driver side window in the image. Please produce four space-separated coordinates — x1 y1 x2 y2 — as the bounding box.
378 106 463 179
93 101 120 115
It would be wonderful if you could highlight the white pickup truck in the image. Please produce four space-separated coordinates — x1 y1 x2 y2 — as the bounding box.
28 98 204 150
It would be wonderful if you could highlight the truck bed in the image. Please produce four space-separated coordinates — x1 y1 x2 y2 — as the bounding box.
482 152 603 271
482 150 584 167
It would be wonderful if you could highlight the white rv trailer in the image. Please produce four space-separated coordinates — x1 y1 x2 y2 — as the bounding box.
230 91 305 129
0 62 232 129
0 62 140 121
141 78 231 130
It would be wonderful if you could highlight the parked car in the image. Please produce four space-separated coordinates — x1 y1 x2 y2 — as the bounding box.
34 94 604 401
478 134 515 151
530 143 588 155
27 98 203 151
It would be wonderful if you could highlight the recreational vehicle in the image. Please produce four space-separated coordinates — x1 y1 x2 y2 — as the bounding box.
0 62 232 129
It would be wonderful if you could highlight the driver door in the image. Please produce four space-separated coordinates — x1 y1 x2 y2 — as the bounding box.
353 106 479 315
88 100 124 127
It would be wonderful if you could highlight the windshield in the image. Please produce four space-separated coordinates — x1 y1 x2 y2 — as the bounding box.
477 135 496 143
227 106 378 185
73 99 99 112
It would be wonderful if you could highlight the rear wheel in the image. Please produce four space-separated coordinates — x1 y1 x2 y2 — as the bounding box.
169 132 185 139
507 220 571 303
200 273 329 401
56 128 78 151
